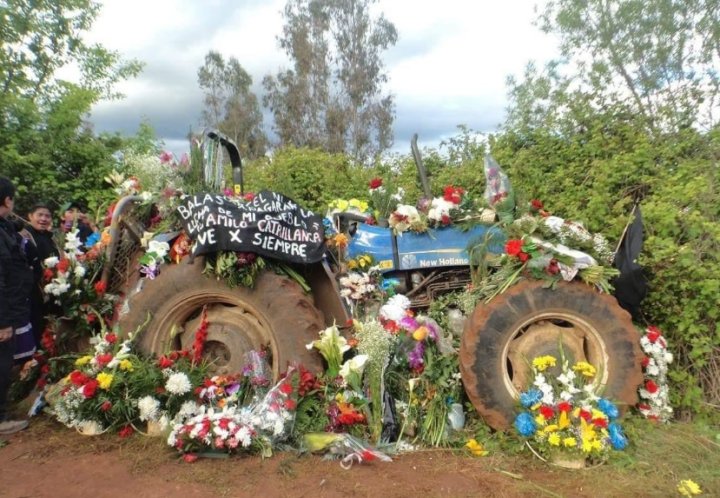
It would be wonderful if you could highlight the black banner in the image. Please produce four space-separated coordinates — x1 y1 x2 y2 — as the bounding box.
177 190 325 264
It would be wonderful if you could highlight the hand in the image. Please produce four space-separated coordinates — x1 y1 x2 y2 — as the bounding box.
0 327 12 342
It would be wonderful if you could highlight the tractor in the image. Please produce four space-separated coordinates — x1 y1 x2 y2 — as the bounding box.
102 132 642 430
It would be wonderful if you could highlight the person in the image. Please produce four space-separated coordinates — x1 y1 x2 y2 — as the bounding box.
0 176 34 435
61 201 97 247
26 203 60 344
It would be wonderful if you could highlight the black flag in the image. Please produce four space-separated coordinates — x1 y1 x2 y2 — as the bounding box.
613 205 648 320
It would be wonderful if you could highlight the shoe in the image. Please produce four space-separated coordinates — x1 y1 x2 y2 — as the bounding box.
0 419 29 435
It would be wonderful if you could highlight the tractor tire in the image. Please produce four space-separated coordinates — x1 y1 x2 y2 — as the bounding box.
118 259 325 378
459 279 643 430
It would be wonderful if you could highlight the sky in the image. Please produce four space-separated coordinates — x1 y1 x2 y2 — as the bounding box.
86 0 559 156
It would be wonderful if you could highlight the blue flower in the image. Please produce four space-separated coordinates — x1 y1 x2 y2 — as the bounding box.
519 389 543 408
598 398 619 420
84 232 100 248
514 412 537 437
608 422 628 450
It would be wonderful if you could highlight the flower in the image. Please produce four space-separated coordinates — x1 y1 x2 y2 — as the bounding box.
119 359 134 371
608 422 628 450
514 412 537 437
82 379 99 398
465 439 488 457
505 239 523 256
138 396 161 422
96 372 114 390
677 479 703 497
369 177 383 190
519 389 543 408
532 355 557 372
166 372 192 395
94 281 107 295
597 398 619 420
75 356 92 367
572 361 596 377
118 425 134 438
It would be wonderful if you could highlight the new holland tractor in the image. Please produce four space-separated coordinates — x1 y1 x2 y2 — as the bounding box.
102 132 642 430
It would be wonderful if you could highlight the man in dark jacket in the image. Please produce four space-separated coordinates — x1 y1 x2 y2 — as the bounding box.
0 177 33 434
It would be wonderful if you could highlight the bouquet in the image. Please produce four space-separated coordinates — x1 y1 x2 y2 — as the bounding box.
513 355 629 464
637 325 673 422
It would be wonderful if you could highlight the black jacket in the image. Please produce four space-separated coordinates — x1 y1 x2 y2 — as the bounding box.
0 217 34 329
26 225 59 282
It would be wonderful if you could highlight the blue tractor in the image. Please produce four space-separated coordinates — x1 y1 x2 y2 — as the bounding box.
110 132 642 430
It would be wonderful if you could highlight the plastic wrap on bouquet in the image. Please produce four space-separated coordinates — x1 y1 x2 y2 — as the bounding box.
246 364 300 443
483 155 515 223
303 432 392 468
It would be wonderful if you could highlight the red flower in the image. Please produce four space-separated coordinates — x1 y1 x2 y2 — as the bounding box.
361 450 377 462
578 409 592 422
56 258 70 273
530 199 544 211
40 364 50 374
505 239 523 256
440 214 452 225
105 333 117 344
43 268 54 282
369 177 383 190
118 425 134 438
518 252 530 263
645 380 659 394
96 353 113 367
558 401 572 413
642 356 651 368
243 192 255 202
101 401 112 412
183 453 198 463
36 378 47 389
546 259 560 275
70 370 89 386
637 403 651 411
539 405 555 419
646 326 661 343
443 185 465 204
284 399 297 411
94 281 107 295
279 382 293 395
157 355 174 369
592 417 608 429
82 379 99 398
86 313 96 324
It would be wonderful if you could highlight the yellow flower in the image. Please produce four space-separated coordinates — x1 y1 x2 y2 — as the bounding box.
532 355 557 372
465 439 489 457
678 479 702 497
96 372 114 390
543 424 559 433
535 414 547 426
119 359 133 372
348 260 358 269
558 411 570 429
348 199 369 213
563 437 577 448
591 409 606 421
75 355 92 367
412 326 429 341
334 233 349 249
572 361 597 378
548 433 561 446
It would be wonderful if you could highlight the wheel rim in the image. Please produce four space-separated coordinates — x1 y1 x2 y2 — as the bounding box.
501 312 609 397
150 292 277 377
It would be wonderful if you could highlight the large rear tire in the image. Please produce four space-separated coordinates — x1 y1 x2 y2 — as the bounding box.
118 260 325 378
459 280 642 430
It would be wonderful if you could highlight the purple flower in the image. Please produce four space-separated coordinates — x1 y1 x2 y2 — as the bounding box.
408 341 425 369
140 264 159 280
400 316 418 332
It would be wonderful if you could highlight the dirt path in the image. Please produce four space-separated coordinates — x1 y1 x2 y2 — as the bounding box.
1 417 717 498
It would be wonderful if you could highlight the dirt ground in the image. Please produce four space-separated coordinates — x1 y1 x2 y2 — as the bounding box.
1 417 718 498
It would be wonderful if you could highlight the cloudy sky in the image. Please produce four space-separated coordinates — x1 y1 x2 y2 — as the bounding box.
86 0 558 156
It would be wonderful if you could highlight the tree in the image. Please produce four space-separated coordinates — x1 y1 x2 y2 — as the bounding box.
0 0 142 213
0 0 142 103
197 51 267 160
533 0 720 134
263 0 397 164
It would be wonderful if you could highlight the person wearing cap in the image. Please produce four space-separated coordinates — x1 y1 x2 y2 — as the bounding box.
0 176 33 435
26 203 60 345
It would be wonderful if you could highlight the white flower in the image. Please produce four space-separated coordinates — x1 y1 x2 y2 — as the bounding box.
237 425 252 447
44 256 59 268
379 294 410 321
138 396 161 422
427 197 455 222
148 240 170 259
339 354 368 383
165 372 192 395
73 265 86 278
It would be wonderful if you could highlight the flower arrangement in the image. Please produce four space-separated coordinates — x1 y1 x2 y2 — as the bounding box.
388 204 427 234
513 355 629 464
50 328 207 436
138 238 170 280
637 325 673 422
43 228 116 334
